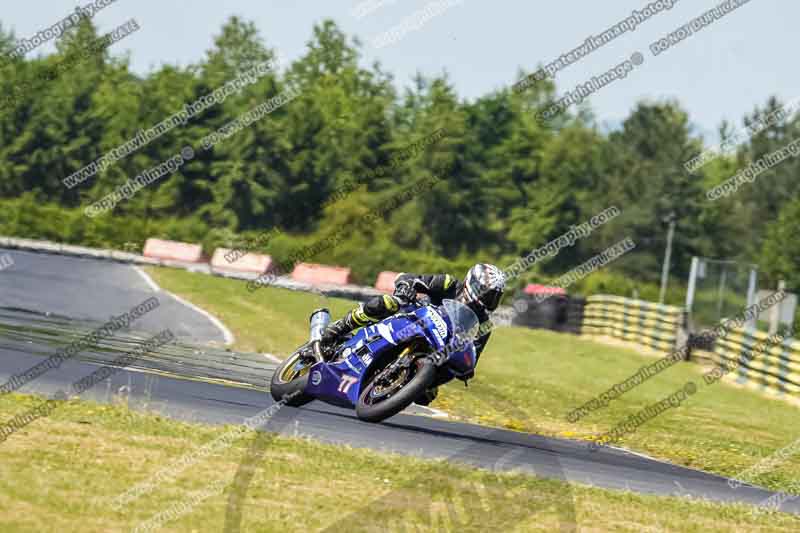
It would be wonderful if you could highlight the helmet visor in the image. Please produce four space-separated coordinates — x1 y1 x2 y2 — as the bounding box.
466 276 502 311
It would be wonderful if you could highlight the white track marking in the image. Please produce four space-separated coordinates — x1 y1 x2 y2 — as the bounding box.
425 406 451 418
132 265 235 346
263 353 282 363
410 404 450 418
167 291 235 346
607 445 676 465
493 447 524 470
133 265 161 292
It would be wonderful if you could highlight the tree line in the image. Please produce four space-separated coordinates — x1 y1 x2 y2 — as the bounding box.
0 16 797 302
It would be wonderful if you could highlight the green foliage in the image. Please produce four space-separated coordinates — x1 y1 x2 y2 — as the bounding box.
529 269 685 306
1 16 798 296
762 197 800 289
0 194 208 250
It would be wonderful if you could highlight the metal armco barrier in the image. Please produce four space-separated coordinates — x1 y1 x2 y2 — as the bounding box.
581 295 684 355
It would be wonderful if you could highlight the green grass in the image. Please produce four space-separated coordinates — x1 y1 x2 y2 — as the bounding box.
145 266 800 495
145 266 357 355
1 392 797 532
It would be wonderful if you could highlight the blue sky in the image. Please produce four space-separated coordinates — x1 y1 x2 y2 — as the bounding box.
4 0 796 143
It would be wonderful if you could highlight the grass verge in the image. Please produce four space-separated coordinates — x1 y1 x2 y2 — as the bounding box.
1 392 797 532
144 266 800 495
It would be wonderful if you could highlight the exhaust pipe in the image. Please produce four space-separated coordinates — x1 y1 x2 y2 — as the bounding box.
309 308 331 341
309 308 331 362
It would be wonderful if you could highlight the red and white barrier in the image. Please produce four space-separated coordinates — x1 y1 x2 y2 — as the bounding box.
291 263 351 286
210 248 273 274
524 284 567 296
143 238 203 263
374 271 401 293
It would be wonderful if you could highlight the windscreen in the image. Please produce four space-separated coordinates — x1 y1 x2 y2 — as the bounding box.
441 299 479 345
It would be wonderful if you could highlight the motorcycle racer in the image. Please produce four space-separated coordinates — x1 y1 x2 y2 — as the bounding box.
320 264 506 403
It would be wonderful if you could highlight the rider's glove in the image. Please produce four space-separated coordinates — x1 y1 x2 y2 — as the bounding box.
393 280 417 305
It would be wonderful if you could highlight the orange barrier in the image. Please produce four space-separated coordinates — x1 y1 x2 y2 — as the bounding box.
143 238 203 263
291 263 351 286
211 248 273 274
375 271 401 293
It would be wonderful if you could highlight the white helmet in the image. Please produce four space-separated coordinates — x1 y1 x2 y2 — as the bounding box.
458 263 506 312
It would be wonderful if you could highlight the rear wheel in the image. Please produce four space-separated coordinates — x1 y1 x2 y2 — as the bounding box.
270 347 316 407
356 356 436 423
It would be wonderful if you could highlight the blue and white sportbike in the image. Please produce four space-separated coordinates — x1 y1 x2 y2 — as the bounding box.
270 299 478 423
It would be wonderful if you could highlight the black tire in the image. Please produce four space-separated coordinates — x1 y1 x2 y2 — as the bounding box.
270 349 315 407
356 357 436 423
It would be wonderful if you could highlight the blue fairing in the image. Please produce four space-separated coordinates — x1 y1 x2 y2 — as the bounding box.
303 303 476 408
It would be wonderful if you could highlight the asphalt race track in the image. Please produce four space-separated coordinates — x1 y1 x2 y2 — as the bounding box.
0 247 797 515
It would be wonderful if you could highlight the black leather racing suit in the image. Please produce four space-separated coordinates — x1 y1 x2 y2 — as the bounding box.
352 273 493 368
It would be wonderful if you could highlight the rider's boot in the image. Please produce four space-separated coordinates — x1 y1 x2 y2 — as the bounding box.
320 312 356 347
320 307 369 353
321 299 395 354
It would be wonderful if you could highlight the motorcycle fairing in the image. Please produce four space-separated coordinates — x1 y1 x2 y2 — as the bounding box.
302 303 476 407
302 306 443 407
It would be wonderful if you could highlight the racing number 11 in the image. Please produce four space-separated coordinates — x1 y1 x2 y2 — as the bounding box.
338 374 358 394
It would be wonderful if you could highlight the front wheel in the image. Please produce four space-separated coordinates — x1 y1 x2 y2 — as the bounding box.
356 357 436 423
270 348 316 407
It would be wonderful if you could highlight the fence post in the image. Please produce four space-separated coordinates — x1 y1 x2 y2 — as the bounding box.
745 267 759 332
686 256 699 314
769 280 786 335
